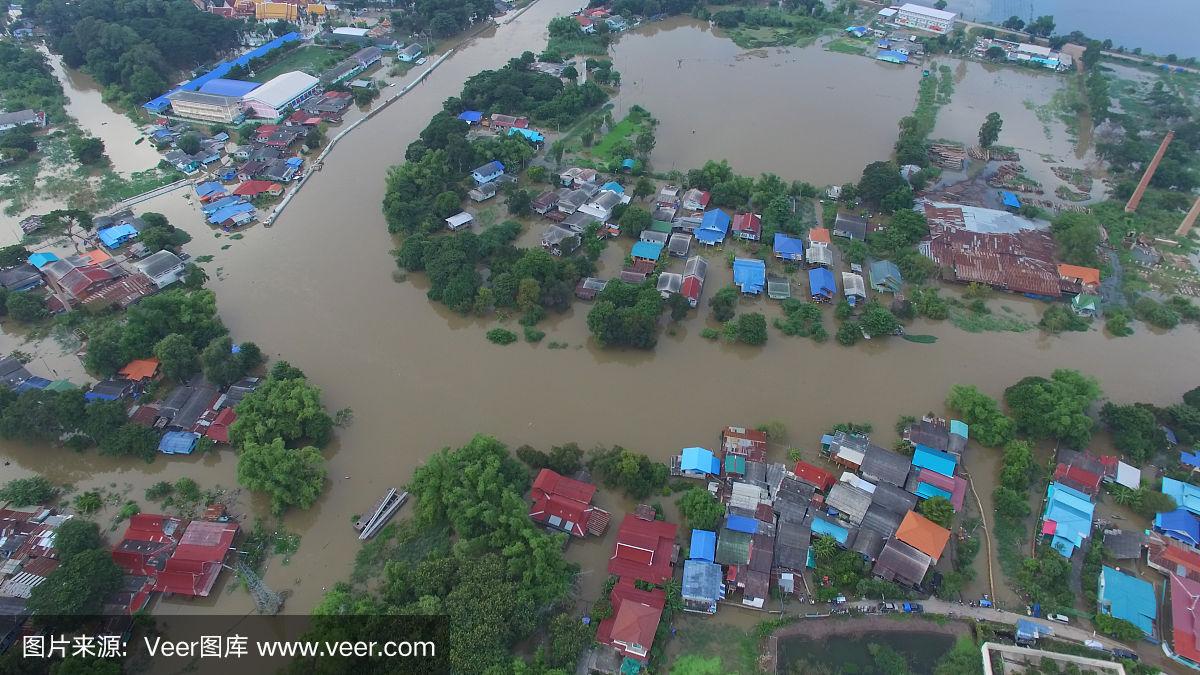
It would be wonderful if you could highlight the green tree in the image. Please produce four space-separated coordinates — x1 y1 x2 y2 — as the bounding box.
836 320 861 346
946 384 1015 447
230 375 334 448
1050 212 1101 266
1100 403 1164 464
0 244 30 267
734 312 768 345
677 489 724 531
72 491 103 515
858 161 905 206
978 112 1003 148
52 519 103 561
919 495 955 528
176 132 201 155
1004 370 1101 448
68 136 106 165
154 333 199 381
561 64 578 81
618 205 652 239
994 486 1030 518
27 548 122 620
6 292 46 323
99 423 159 462
0 476 57 505
860 302 900 337
237 437 326 515
1027 15 1056 37
633 177 655 201
709 286 738 322
545 613 592 669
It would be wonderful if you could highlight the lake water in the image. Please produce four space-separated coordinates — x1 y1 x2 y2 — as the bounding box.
944 0 1200 59
609 18 923 185
2 0 1200 618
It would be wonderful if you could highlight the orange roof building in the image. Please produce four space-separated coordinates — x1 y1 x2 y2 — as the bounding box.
80 249 113 266
895 510 950 562
1058 263 1101 289
595 577 665 663
118 358 161 382
809 227 831 244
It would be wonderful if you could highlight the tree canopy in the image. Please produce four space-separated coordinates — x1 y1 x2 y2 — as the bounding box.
237 438 326 515
945 385 1014 447
1003 370 1101 448
0 476 57 505
230 373 334 449
678 489 724 531
27 548 122 621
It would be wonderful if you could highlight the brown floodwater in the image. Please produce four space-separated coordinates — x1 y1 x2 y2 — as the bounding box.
607 18 923 185
2 0 1200 618
41 48 164 176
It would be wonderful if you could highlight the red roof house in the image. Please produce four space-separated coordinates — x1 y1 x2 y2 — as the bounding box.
232 180 283 197
681 275 703 307
112 514 238 597
723 426 768 461
253 124 280 141
732 213 762 241
608 514 677 585
1052 462 1103 496
205 407 237 444
1170 574 1200 666
595 578 665 663
793 461 835 493
529 468 610 537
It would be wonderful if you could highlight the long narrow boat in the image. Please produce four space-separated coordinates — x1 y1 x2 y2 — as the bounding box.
355 488 408 540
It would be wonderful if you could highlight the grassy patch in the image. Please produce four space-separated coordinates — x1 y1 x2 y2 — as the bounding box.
249 46 349 82
825 38 867 56
546 34 608 58
949 304 1033 333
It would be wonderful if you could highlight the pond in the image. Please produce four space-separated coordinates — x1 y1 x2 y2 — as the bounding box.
778 629 957 674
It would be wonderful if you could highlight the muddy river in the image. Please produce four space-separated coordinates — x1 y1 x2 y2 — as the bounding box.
2 0 1199 617
608 18 923 185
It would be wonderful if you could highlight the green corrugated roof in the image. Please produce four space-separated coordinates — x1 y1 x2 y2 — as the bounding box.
725 454 746 474
715 528 752 566
649 220 673 233
44 380 77 392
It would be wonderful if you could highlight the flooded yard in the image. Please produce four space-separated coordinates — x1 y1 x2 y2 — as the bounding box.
608 18 923 185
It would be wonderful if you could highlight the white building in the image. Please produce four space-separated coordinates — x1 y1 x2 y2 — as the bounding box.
133 250 186 289
0 109 44 132
894 3 957 33
166 91 245 124
332 27 371 38
242 72 320 119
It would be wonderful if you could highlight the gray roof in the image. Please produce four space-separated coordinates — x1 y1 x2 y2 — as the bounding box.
668 232 692 256
834 212 868 239
0 264 40 290
744 460 768 486
872 538 931 587
908 420 950 452
860 444 912 487
683 255 708 280
640 230 669 245
558 188 590 210
167 90 240 107
1058 449 1107 477
0 110 39 127
588 190 623 211
849 528 885 560
0 357 32 389
681 559 723 601
826 482 872 525
774 476 815 517
160 382 218 430
870 482 919 515
656 273 682 294
774 517 811 570
134 250 184 278
860 501 906 538
1102 531 1145 560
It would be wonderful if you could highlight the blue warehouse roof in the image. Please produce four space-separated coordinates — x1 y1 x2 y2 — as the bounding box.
689 529 717 562
198 78 261 98
912 446 957 477
144 32 301 112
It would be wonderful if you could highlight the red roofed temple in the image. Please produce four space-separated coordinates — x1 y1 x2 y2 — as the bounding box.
528 469 610 537
607 513 677 585
111 514 238 597
595 578 665 663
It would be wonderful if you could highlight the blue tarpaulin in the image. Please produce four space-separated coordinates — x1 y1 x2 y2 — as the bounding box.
1001 191 1022 209
457 110 483 123
1182 451 1200 468
809 267 835 300
689 530 717 562
725 515 759 534
622 158 636 170
13 377 50 393
507 127 545 143
159 431 199 455
1155 509 1200 547
732 258 766 294
97 223 139 249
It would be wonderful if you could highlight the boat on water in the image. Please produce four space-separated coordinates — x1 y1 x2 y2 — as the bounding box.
354 488 408 540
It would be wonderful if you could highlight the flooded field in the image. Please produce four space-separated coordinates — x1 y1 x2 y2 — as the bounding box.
933 59 1107 204
608 18 923 185
778 627 959 674
2 0 1199 621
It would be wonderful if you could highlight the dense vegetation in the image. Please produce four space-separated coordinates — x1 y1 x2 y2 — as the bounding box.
0 388 157 460
304 435 581 673
24 0 241 105
388 0 497 38
585 278 664 349
0 42 68 123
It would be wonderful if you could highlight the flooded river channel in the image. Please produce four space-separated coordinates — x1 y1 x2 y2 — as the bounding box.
2 0 1200 616
609 18 922 184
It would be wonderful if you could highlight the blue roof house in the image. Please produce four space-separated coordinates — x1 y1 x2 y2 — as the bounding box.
1163 477 1200 515
682 559 724 614
507 127 545 143
809 267 836 301
950 420 968 440
159 431 200 455
846 25 869 37
1098 566 1157 637
877 50 909 64
690 529 717 562
97 223 139 249
1042 482 1095 557
1181 450 1200 469
810 516 850 545
912 446 957 477
1015 619 1053 643
208 202 255 225
733 258 766 295
28 252 59 269
457 110 483 124
725 515 759 534
774 233 804 262
622 158 636 171
1155 509 1200 547
631 241 664 261
201 195 245 214
601 181 625 194
679 447 720 478
195 181 226 199
471 161 505 185
695 209 731 246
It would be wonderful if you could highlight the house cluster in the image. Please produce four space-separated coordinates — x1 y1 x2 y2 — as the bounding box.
572 7 630 33
918 200 1102 309
0 506 90 617
202 0 328 21
526 166 632 260
87 358 261 454
663 422 972 616
973 37 1074 71
0 216 189 317
320 26 423 61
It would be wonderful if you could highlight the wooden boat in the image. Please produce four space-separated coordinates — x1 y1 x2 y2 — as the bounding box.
355 488 408 540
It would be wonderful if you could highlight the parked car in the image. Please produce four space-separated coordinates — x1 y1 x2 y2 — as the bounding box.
879 602 898 613
1048 613 1070 624
1111 648 1139 662
903 602 924 613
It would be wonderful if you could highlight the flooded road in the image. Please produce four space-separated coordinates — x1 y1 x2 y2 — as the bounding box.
608 18 923 185
41 48 163 176
2 0 1200 616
